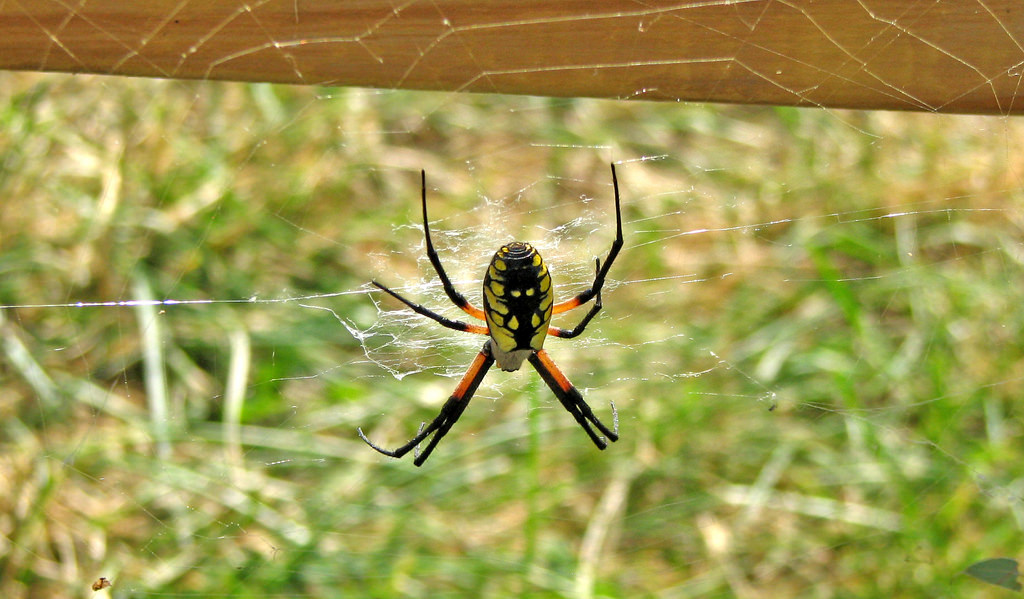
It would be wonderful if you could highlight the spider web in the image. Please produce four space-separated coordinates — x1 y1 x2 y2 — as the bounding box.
2 3 1024 598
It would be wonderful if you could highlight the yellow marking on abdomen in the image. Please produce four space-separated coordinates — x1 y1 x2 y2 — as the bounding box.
530 326 547 350
485 288 509 314
490 322 516 352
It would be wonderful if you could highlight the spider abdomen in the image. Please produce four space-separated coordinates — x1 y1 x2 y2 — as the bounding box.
483 242 554 370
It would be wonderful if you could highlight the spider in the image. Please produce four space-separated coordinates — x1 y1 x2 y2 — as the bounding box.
359 164 624 466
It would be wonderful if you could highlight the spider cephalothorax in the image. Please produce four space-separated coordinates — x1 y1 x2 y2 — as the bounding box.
360 164 624 466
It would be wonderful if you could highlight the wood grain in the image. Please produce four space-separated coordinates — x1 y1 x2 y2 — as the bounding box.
2 0 1022 114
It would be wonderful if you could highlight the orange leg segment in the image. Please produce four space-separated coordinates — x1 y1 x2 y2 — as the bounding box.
528 349 618 448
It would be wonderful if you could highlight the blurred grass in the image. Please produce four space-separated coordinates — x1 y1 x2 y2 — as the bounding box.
1 72 1023 598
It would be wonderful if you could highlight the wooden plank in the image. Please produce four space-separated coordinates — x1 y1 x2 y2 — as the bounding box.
1 0 1021 114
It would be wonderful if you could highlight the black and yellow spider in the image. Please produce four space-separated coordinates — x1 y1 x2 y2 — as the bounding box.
359 164 624 466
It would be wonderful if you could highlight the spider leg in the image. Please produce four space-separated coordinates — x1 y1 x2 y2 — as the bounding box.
419 170 487 321
359 343 495 466
528 349 619 449
548 258 603 339
372 281 489 335
551 163 623 315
